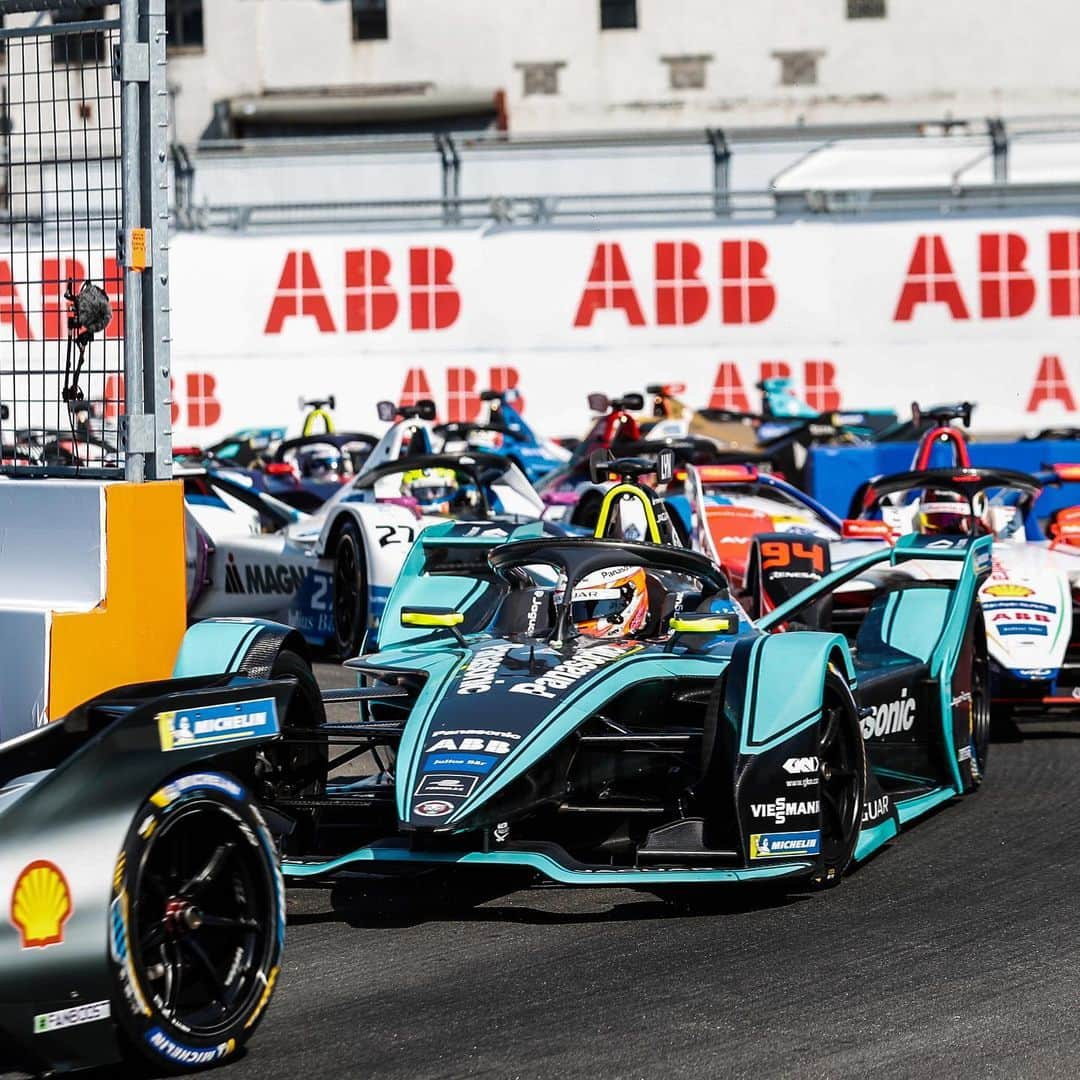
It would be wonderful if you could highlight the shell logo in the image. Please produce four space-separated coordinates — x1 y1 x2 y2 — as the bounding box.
984 583 1034 598
10 861 73 949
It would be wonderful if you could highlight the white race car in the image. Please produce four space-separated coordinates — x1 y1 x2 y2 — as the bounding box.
185 404 556 656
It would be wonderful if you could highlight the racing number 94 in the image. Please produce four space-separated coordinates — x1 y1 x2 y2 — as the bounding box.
760 540 826 574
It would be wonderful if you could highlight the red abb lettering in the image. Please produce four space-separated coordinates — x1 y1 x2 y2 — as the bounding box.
655 242 708 326
186 373 221 428
489 366 525 413
573 243 646 327
980 233 1035 319
264 252 336 334
708 362 751 412
345 249 397 331
893 236 970 321
42 259 85 339
446 367 481 423
1049 231 1080 317
720 240 775 324
0 260 32 339
759 361 791 383
804 360 841 411
399 368 436 413
1026 355 1077 412
409 247 460 330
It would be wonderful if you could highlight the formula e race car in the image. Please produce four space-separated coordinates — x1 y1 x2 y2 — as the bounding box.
845 460 1080 717
435 388 570 485
0 620 323 1076
255 470 992 902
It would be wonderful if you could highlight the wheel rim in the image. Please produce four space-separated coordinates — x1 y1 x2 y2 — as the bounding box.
818 698 862 864
334 535 361 647
132 801 274 1038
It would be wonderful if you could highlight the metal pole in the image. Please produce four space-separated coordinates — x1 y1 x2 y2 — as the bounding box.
143 0 172 478
120 0 145 482
988 116 1008 185
707 128 730 218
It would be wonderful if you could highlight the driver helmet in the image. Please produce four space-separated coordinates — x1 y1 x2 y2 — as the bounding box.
296 446 343 480
401 466 459 511
560 565 649 640
916 489 974 536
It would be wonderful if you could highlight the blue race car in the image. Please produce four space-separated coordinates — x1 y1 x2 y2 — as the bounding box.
436 388 570 485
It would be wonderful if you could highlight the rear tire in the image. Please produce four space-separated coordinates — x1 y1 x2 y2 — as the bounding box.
255 649 327 853
812 670 867 889
332 519 367 659
109 773 284 1074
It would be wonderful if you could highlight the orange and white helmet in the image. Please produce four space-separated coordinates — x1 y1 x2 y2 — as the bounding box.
563 565 649 640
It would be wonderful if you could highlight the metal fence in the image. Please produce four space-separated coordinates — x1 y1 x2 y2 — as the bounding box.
172 115 1080 233
0 0 170 481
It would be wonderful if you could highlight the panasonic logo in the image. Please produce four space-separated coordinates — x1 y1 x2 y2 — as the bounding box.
457 645 513 696
861 688 916 740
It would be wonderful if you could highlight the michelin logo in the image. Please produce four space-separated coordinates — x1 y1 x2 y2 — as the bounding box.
750 831 821 859
158 699 279 752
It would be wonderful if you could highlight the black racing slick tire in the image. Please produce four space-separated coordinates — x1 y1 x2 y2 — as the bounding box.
332 519 367 660
812 670 867 889
108 773 284 1074
963 621 992 791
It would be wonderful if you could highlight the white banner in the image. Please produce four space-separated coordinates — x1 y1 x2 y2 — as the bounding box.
6 215 1080 443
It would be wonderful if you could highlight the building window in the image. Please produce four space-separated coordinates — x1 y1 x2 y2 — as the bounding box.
772 49 824 87
52 7 106 66
352 0 388 41
847 0 886 17
600 0 637 30
166 0 204 51
516 61 565 97
661 54 713 91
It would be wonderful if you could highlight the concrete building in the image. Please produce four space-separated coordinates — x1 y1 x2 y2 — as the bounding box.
158 0 1080 144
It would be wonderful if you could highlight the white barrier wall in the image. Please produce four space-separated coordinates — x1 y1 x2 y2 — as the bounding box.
5 213 1080 439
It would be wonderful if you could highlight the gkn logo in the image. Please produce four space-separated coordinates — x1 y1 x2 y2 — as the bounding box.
861 689 916 740
783 756 819 775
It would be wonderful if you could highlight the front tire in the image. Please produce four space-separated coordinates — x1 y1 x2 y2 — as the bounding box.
108 773 284 1073
332 519 367 659
813 670 867 888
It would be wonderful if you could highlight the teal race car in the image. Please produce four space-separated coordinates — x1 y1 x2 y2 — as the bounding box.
275 469 993 893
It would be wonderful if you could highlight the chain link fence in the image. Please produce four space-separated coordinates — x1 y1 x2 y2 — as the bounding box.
0 0 170 479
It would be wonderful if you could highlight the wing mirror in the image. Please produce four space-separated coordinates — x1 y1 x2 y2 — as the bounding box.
669 613 737 635
587 392 610 414
376 400 397 422
400 607 466 644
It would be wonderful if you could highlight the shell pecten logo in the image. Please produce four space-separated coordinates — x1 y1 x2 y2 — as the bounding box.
984 583 1034 598
10 861 72 949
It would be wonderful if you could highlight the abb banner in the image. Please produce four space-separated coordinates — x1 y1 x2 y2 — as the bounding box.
5 216 1080 440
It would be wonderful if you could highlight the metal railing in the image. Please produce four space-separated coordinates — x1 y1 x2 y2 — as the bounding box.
170 113 1080 232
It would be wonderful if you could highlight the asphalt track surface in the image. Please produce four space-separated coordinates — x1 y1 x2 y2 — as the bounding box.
8 663 1080 1079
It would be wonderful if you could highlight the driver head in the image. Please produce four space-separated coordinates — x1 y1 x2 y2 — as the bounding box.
917 489 974 536
296 447 343 480
401 466 459 512
558 565 649 640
